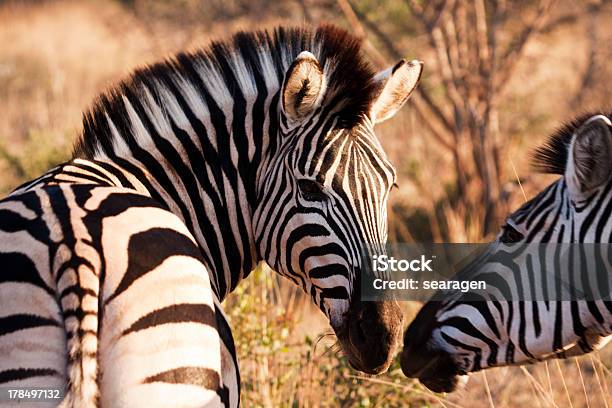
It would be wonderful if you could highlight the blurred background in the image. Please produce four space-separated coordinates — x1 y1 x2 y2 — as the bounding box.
0 0 610 406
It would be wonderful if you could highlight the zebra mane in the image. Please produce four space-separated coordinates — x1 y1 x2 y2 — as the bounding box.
531 110 612 174
73 24 378 158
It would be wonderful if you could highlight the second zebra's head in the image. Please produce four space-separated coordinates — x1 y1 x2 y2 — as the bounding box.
253 27 423 375
400 113 612 392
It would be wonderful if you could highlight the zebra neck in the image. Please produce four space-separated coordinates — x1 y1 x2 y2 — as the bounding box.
74 70 284 300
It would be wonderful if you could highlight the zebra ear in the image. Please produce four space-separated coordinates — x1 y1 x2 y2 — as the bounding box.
370 59 422 124
566 115 612 197
282 51 327 122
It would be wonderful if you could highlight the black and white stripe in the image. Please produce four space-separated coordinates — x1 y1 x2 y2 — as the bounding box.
400 112 612 393
1 25 422 406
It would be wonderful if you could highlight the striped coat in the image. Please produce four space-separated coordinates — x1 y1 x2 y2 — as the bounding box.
400 113 612 393
0 25 421 406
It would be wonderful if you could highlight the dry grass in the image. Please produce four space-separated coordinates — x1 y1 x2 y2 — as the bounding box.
0 1 610 406
227 268 612 407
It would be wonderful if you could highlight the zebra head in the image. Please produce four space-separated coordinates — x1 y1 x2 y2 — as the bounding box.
254 40 423 374
400 113 612 391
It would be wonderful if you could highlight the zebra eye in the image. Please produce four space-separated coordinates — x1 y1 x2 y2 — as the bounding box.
297 179 327 201
499 224 524 244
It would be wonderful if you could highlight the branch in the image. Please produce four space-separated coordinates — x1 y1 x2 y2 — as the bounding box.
336 0 366 38
540 3 603 35
452 1 471 80
405 0 466 128
404 0 425 21
350 5 403 59
495 0 557 95
347 0 457 135
473 0 491 75
412 98 455 152
570 5 599 109
405 0 449 32
335 0 387 67
423 0 449 30
416 86 456 135
443 2 462 77
295 0 313 22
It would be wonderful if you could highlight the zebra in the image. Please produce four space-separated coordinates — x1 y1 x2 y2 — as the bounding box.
0 25 423 407
399 112 612 393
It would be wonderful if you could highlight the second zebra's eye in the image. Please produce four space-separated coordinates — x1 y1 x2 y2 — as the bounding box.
297 179 327 201
499 224 524 244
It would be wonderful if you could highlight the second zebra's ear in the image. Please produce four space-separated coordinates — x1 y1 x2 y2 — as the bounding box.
566 114 612 198
370 59 423 124
282 51 327 123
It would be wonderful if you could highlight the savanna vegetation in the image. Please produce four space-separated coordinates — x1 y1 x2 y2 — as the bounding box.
0 0 610 406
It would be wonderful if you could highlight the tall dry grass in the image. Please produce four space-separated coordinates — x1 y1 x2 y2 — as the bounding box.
0 1 610 406
226 263 611 407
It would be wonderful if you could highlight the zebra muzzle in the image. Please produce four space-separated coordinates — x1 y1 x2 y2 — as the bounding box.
400 345 465 393
399 300 468 392
338 300 403 375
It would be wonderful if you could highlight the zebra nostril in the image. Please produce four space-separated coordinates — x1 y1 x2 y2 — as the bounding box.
348 314 367 346
344 300 402 374
353 302 395 345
